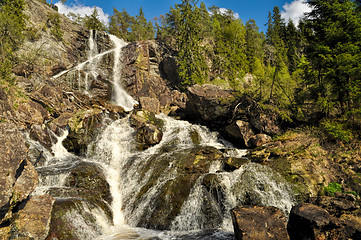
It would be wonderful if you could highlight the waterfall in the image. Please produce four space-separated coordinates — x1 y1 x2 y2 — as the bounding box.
28 32 298 239
51 32 138 112
108 35 138 111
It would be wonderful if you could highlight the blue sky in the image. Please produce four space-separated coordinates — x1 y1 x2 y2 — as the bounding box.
51 0 312 32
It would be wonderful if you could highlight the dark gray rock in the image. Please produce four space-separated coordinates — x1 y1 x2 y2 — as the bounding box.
185 84 238 128
224 120 254 148
287 203 342 240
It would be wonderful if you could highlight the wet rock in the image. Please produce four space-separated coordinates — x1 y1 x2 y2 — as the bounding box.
12 195 55 240
224 120 254 148
136 125 163 149
30 124 55 149
230 205 289 240
63 108 104 155
201 174 227 212
287 203 342 240
48 112 74 134
133 146 224 230
89 74 112 101
248 134 272 149
64 162 111 204
46 198 109 240
185 84 238 128
222 157 249 171
130 110 164 150
45 187 112 222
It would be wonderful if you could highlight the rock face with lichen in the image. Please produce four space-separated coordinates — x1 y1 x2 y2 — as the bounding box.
121 41 187 115
230 205 289 240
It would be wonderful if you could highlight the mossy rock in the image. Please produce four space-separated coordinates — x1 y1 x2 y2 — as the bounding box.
47 198 109 240
130 110 164 130
63 108 105 155
64 162 111 204
248 148 271 163
46 187 112 221
130 110 164 150
222 157 249 171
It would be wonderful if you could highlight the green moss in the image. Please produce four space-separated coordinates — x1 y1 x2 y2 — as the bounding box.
324 182 342 196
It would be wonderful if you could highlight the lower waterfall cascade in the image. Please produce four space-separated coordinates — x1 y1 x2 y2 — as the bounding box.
28 33 297 239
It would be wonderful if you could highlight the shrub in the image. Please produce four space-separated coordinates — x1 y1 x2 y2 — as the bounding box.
320 120 353 143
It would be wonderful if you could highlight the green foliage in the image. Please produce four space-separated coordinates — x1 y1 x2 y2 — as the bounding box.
176 0 208 87
324 182 342 196
132 7 155 41
47 13 63 41
109 7 154 41
83 7 106 31
0 0 26 84
320 120 354 143
305 0 361 114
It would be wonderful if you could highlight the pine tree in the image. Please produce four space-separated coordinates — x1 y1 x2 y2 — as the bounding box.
131 7 155 41
0 0 26 83
83 7 106 31
177 0 208 86
305 0 361 114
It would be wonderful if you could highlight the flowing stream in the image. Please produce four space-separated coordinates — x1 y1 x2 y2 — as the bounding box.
30 32 296 239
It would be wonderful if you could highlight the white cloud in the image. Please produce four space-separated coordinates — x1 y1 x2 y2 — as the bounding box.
55 1 109 25
281 0 312 25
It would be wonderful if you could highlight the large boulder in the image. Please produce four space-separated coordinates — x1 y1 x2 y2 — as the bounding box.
11 195 55 240
62 108 105 155
46 198 110 240
185 84 238 128
130 110 164 150
287 203 343 240
224 120 254 148
230 205 289 240
248 134 272 148
64 162 111 204
0 122 38 224
234 96 281 136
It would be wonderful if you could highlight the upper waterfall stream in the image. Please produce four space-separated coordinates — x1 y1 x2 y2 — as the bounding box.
29 32 296 239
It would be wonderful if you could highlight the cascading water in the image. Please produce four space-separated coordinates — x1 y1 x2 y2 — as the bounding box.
108 34 138 111
28 32 297 239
